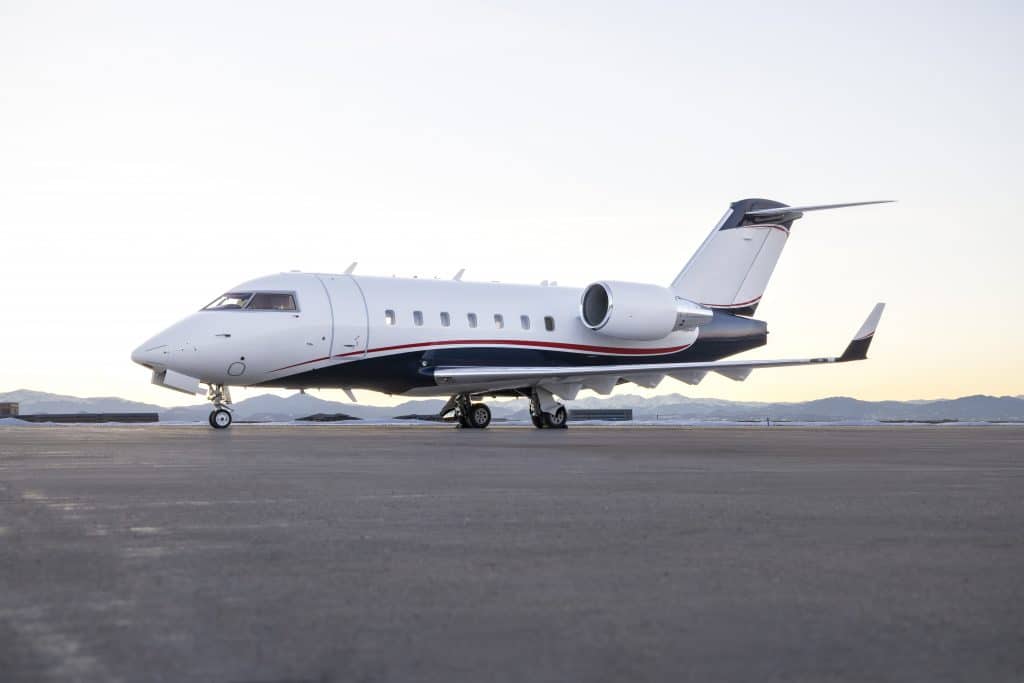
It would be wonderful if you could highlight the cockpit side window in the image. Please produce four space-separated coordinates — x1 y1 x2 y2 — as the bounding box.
204 292 253 310
247 293 297 311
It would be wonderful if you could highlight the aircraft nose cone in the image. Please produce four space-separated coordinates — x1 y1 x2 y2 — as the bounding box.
131 341 170 368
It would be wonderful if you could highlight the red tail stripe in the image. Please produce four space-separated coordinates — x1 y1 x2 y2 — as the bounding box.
701 295 762 309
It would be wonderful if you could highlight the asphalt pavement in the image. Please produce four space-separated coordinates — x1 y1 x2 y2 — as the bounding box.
1 425 1022 682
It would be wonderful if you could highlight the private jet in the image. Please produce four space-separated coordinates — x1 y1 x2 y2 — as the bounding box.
131 198 890 429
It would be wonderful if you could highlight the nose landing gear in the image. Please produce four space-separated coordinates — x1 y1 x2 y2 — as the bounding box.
209 409 232 429
206 384 233 429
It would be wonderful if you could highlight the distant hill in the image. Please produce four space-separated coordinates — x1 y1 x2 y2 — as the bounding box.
0 389 450 423
0 390 164 415
2 389 1023 423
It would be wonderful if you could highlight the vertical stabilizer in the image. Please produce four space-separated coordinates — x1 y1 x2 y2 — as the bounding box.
670 198 892 316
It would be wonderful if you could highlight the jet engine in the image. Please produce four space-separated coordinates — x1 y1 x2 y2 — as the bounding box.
580 281 713 341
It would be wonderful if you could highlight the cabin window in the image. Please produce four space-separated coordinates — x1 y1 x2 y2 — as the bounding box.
520 315 531 330
385 309 396 325
413 310 424 326
248 293 297 311
440 312 451 327
494 314 504 329
467 313 478 328
544 316 555 331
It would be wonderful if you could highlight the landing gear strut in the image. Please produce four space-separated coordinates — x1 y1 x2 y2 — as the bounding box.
530 388 568 429
206 384 233 429
443 393 492 429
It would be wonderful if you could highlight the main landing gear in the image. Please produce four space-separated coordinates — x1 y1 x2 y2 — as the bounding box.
441 388 568 430
529 388 567 429
206 384 233 429
443 393 492 429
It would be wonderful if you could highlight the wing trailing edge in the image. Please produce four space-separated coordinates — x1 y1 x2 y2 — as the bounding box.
432 303 886 398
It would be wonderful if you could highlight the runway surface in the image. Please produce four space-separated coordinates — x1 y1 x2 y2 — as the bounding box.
1 425 1022 683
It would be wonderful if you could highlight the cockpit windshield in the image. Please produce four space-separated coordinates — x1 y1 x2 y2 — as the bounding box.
204 292 253 310
203 292 298 311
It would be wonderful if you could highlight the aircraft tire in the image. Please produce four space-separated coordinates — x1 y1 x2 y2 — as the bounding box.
530 412 545 428
209 409 232 429
543 406 568 429
467 403 491 429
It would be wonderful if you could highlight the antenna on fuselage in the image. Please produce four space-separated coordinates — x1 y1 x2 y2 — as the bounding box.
344 261 357 274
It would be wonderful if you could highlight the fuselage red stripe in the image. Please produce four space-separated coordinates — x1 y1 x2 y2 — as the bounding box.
336 338 692 358
269 355 330 372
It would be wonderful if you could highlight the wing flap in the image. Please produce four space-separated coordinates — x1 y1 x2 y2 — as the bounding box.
714 367 752 381
623 373 665 389
669 369 707 385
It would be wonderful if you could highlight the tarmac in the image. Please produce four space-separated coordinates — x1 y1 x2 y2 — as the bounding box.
0 424 1022 683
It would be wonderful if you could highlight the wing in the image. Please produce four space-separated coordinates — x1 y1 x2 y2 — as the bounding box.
434 304 886 399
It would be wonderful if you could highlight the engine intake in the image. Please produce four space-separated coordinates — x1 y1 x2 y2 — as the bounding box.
580 281 713 341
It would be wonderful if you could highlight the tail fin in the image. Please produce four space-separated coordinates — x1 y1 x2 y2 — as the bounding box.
670 199 893 316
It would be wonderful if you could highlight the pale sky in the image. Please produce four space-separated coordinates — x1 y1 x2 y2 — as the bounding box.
2 0 1022 407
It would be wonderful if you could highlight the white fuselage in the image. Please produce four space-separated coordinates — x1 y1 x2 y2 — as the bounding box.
131 272 700 396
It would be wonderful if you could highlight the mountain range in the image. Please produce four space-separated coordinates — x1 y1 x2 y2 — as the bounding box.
2 389 1023 423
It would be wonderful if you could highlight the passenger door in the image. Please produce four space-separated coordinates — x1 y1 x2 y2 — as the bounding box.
317 275 368 359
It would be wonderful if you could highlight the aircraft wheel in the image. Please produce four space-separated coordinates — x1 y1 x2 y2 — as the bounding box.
209 409 232 429
530 411 545 428
543 406 568 429
466 403 491 429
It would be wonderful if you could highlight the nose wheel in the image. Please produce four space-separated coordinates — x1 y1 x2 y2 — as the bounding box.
209 409 233 429
205 384 234 429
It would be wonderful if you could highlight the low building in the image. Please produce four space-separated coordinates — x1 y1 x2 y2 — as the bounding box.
568 408 633 422
0 402 19 417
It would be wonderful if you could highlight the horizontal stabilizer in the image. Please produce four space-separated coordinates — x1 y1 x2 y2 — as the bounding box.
744 200 895 223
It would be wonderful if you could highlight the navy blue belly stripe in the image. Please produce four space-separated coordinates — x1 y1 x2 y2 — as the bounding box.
270 339 692 373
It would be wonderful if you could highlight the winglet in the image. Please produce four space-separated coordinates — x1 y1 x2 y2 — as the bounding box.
839 303 886 362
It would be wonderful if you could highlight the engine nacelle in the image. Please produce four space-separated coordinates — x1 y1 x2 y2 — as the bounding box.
579 281 713 341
